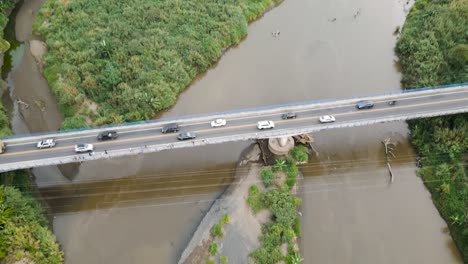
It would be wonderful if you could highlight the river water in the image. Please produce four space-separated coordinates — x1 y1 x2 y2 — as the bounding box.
2 0 462 263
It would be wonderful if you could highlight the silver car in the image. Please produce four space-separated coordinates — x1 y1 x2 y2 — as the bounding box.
74 143 94 153
319 115 336 123
210 119 227 128
37 138 56 149
257 121 275 130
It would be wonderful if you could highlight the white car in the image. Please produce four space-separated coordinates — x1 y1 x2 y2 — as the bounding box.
211 119 227 128
37 139 56 149
74 143 94 153
257 120 275 130
319 115 336 123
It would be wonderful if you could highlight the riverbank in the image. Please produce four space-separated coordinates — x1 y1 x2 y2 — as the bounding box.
0 1 64 262
396 0 467 261
178 144 267 264
33 0 284 129
179 143 306 263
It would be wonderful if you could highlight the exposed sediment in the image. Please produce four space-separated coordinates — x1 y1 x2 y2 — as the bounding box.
178 144 271 264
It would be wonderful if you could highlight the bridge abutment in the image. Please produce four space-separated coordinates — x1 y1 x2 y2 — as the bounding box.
268 136 295 155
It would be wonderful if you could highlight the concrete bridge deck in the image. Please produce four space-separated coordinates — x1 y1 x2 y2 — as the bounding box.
0 84 467 172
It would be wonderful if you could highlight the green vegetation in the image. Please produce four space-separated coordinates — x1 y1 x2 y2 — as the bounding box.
0 186 63 262
247 157 303 263
395 0 467 261
211 223 224 238
247 184 265 213
0 0 16 37
34 0 283 128
220 255 228 264
221 213 230 225
289 145 308 163
206 260 215 264
284 160 299 189
211 213 230 239
1 5 63 261
209 242 219 256
260 167 274 187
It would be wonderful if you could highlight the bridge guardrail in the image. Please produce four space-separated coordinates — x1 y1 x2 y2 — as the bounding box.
1 83 467 143
1 105 467 173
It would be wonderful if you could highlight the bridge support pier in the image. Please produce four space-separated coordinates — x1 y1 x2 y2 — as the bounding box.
268 136 295 156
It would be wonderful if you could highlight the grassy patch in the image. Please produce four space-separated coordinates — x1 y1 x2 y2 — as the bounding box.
34 0 283 128
396 0 468 261
209 242 219 256
211 223 223 238
220 255 228 264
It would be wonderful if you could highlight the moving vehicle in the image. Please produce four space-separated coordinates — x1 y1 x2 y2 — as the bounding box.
161 123 179 133
97 131 119 140
356 100 374 109
0 141 6 154
211 119 227 128
319 115 336 123
388 100 397 106
257 121 275 130
177 132 196 141
74 143 94 153
37 138 56 149
281 112 297 119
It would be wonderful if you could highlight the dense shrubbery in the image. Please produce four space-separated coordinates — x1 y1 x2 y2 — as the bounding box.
260 167 274 187
34 0 283 128
248 154 304 263
0 186 63 263
0 0 16 37
289 145 308 163
396 0 467 261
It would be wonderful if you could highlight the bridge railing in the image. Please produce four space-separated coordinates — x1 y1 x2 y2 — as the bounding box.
1 82 467 141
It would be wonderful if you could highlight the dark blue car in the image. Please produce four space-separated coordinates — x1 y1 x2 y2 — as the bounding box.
356 101 374 110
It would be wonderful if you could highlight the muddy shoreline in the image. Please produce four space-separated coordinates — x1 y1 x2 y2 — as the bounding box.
178 143 265 264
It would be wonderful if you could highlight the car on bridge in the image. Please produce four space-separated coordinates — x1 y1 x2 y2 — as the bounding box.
97 131 119 141
75 143 94 153
177 132 196 141
162 123 179 133
257 121 275 130
37 139 56 149
281 112 297 119
211 119 227 128
0 141 5 154
356 100 374 109
319 115 336 123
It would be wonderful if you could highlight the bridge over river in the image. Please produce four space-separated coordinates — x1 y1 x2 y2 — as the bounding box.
0 83 467 172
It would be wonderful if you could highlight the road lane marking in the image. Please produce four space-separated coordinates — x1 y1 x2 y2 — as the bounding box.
5 89 468 146
2 97 467 157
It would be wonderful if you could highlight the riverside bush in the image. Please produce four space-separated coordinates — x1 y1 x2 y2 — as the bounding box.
34 0 283 128
247 184 265 213
396 0 468 260
284 160 299 189
0 186 63 263
289 145 308 163
260 167 274 187
211 223 223 238
209 242 218 256
221 213 230 225
220 255 228 264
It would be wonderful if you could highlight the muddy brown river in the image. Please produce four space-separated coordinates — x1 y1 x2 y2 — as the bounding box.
2 0 462 263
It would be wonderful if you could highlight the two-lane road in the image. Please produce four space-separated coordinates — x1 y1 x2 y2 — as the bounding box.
1 87 467 172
